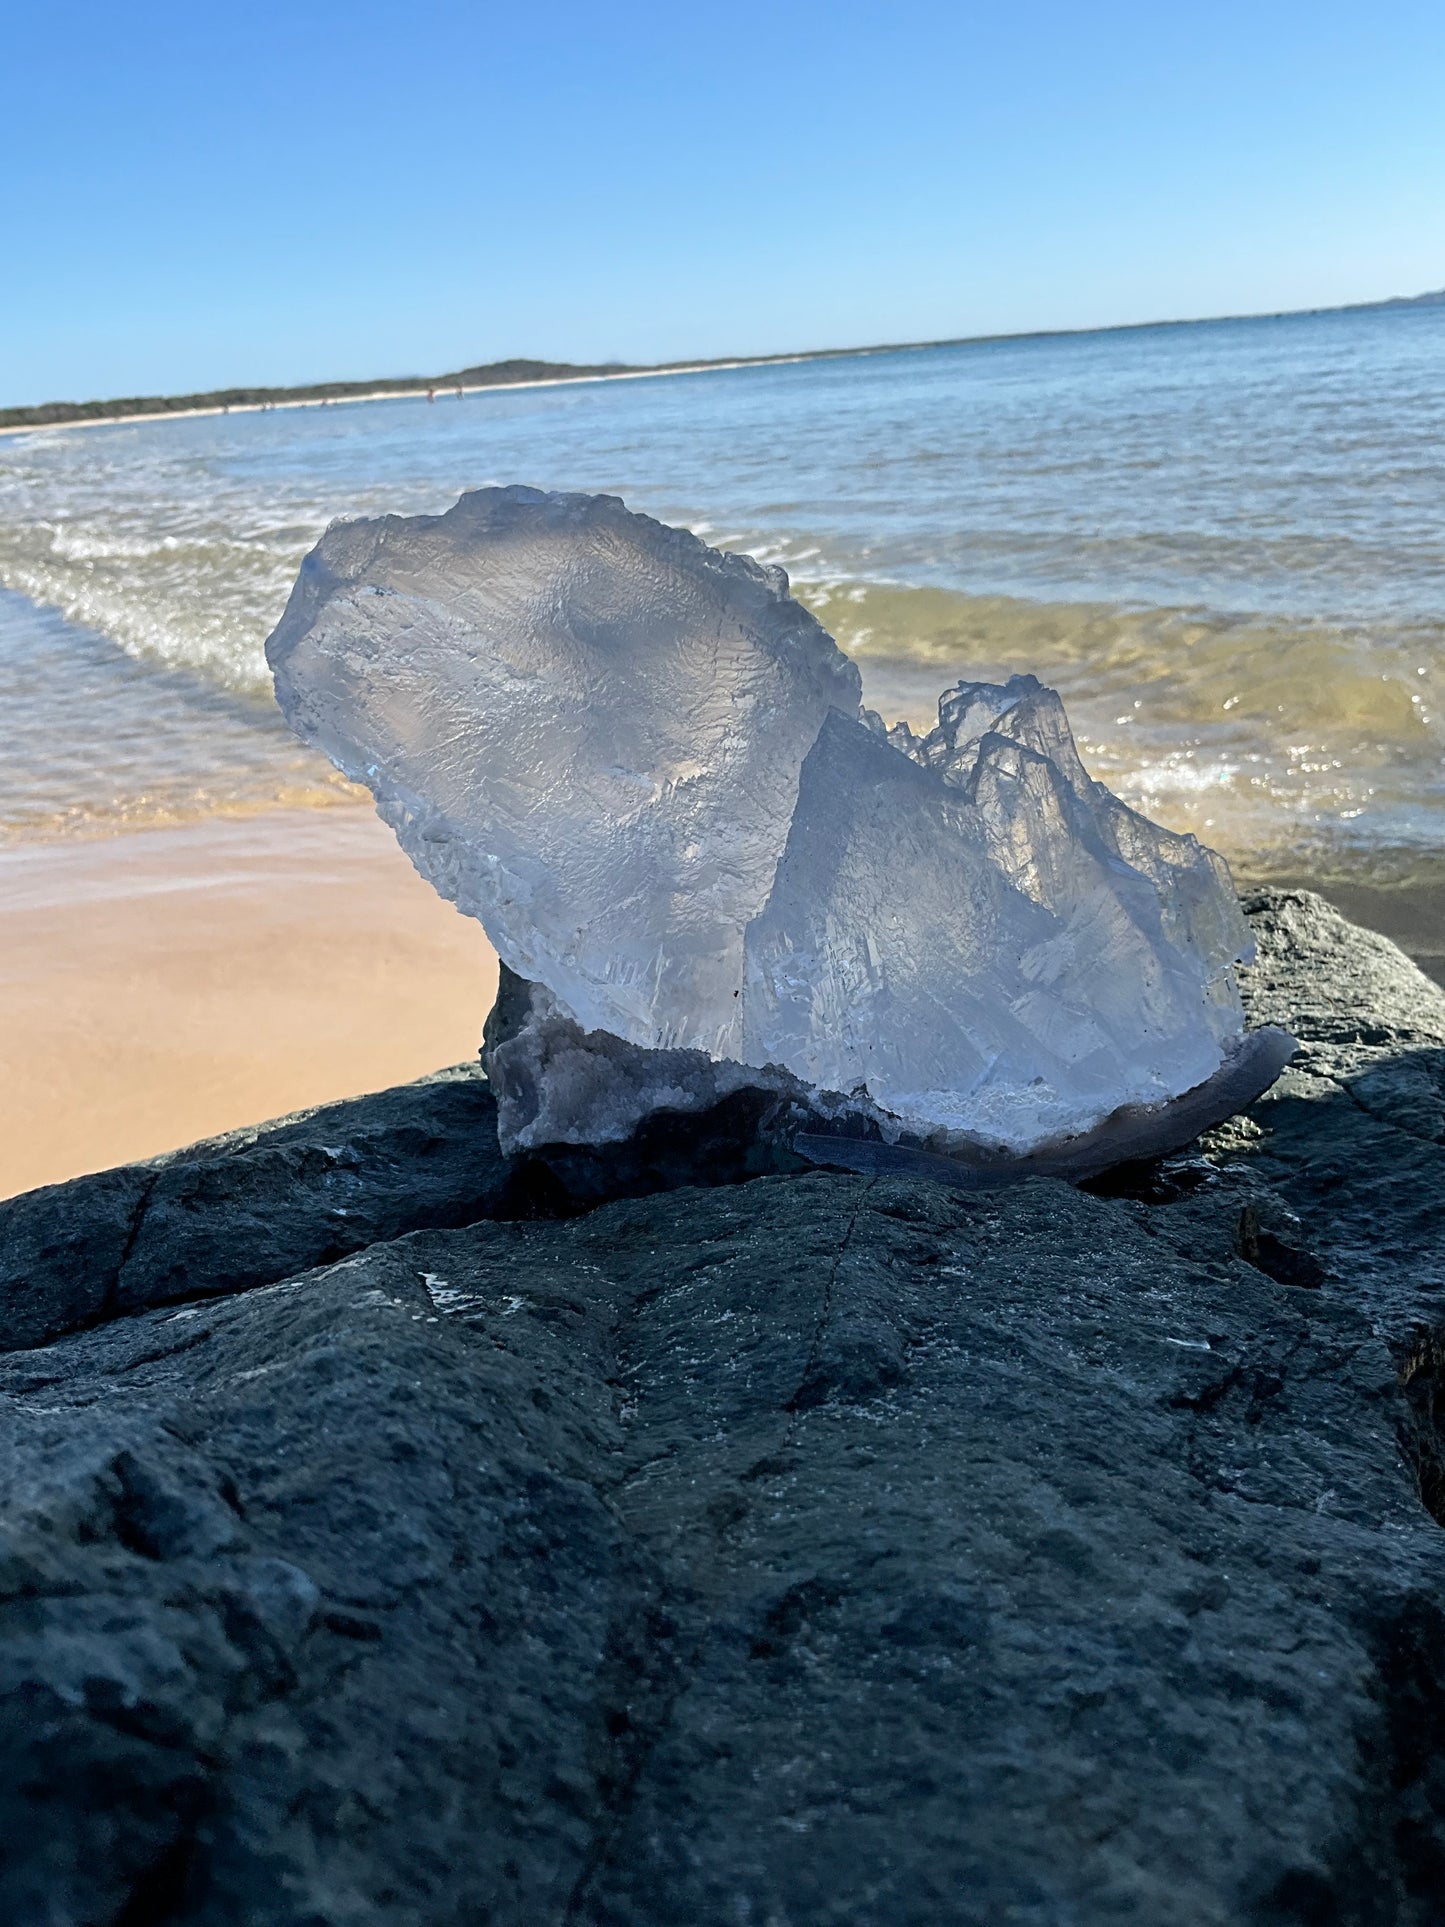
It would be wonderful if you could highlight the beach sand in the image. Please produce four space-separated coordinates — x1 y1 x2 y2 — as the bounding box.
4 804 1439 1205
0 808 497 1199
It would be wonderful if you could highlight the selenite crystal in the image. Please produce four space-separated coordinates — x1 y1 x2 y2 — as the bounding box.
267 486 1286 1169
268 486 858 1060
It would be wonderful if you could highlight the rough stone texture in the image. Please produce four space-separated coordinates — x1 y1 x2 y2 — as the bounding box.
0 1066 507 1353
1 891 1444 1924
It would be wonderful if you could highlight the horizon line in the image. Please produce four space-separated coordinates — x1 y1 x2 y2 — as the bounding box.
3 283 1440 435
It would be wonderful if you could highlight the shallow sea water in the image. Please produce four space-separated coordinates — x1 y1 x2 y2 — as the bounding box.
1 304 1442 911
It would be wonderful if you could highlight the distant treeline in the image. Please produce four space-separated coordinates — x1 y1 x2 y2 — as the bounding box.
0 358 661 431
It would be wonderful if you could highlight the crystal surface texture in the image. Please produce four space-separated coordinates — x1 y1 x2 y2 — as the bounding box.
267 487 860 1061
268 488 1255 1156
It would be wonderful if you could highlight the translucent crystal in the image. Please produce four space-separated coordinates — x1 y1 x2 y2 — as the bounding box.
745 705 1251 1152
268 487 1269 1163
267 487 860 1059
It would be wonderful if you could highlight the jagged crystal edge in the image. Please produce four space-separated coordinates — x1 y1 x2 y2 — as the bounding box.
740 694 1253 1150
266 484 861 1060
266 487 1271 1162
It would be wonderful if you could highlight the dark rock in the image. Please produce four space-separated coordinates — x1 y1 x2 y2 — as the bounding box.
0 1066 507 1353
0 890 1444 1922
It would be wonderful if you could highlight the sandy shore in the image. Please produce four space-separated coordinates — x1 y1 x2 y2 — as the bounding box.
4 804 1439 1204
0 809 496 1199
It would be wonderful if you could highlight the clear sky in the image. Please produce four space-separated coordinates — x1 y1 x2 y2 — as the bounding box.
3 0 1444 406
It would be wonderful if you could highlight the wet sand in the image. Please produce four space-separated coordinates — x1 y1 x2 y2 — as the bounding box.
0 809 497 1199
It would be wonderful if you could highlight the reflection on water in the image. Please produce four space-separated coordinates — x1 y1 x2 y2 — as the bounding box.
0 302 1441 907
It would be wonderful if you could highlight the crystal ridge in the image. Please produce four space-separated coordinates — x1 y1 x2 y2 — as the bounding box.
267 487 1264 1161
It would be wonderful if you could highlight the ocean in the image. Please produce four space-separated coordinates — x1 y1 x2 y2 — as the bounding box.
2 302 1442 933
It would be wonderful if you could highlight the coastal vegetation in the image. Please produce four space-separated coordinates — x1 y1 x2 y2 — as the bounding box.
0 356 635 430
0 350 826 431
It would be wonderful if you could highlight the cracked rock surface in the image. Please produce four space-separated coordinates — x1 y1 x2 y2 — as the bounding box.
1 891 1445 1924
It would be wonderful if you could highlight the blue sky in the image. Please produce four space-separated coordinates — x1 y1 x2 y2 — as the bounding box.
3 0 1443 405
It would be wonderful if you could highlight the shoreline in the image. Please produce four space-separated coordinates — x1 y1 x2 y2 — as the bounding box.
0 351 873 441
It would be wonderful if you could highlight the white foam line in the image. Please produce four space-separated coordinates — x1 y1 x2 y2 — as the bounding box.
0 350 888 441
